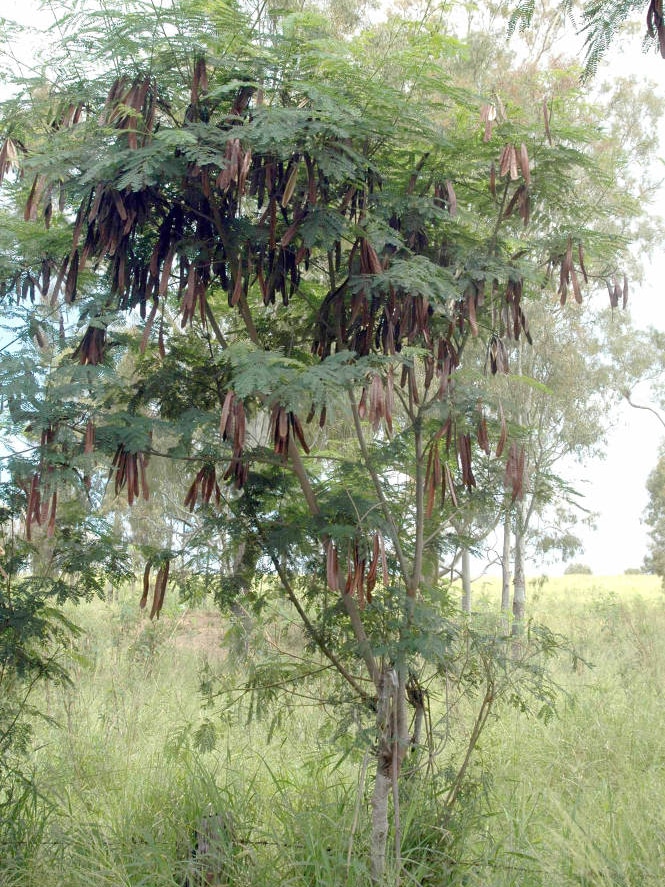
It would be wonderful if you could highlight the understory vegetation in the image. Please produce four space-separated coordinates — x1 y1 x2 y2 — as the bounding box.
2 575 663 887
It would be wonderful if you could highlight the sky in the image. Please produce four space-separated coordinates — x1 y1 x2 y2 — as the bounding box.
1 0 665 576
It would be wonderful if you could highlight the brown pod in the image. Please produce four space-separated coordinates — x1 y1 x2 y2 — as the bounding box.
140 562 151 609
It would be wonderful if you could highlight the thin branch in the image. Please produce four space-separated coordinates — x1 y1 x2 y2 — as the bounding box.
205 302 228 348
409 417 424 597
250 511 372 703
349 391 411 586
623 392 665 430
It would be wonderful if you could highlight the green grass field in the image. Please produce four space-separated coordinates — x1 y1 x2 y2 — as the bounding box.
3 574 665 887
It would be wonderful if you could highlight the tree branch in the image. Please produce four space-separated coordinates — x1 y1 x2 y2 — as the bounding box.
349 390 411 587
623 392 665 430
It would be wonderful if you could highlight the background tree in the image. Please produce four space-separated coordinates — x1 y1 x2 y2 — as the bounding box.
643 447 665 583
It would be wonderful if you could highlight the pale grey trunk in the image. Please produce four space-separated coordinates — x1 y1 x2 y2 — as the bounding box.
512 503 526 636
501 509 511 622
461 547 472 613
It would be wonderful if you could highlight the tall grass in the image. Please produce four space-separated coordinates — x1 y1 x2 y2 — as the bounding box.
2 575 665 886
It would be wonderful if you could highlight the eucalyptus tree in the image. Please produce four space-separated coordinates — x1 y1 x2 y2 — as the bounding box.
0 0 646 879
643 443 665 583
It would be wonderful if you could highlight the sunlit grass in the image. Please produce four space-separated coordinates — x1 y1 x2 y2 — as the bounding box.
3 575 665 886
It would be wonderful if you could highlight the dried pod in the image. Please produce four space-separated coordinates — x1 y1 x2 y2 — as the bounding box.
445 180 457 217
326 540 340 592
281 160 300 208
495 402 507 458
543 98 553 145
504 441 525 501
140 563 151 609
84 419 95 455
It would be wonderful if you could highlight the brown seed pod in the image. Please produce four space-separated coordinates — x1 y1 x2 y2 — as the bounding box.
140 562 151 609
281 160 300 208
504 441 525 501
495 403 507 458
290 413 310 454
543 98 553 145
84 419 95 455
326 540 340 592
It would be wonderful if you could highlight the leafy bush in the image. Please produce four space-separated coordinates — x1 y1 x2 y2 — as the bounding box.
564 563 593 575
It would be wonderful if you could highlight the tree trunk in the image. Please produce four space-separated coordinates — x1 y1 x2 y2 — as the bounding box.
370 666 409 884
371 770 391 884
501 509 511 630
461 547 471 613
512 504 526 636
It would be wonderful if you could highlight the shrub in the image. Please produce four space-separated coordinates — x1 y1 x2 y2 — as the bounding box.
564 563 592 575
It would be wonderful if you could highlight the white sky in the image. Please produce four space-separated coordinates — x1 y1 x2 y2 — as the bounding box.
1 0 665 576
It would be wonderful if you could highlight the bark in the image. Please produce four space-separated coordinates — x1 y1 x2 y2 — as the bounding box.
371 772 391 884
370 666 409 884
501 509 511 631
461 547 471 613
512 503 526 636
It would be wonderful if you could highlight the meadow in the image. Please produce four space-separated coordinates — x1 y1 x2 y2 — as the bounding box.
3 573 665 887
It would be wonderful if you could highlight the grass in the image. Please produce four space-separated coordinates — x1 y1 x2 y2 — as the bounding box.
2 574 665 886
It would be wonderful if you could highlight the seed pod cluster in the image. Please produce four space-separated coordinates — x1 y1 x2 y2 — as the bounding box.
357 372 394 434
433 180 457 217
140 559 171 619
504 441 526 501
100 76 156 150
184 464 222 511
498 143 531 183
72 324 107 365
424 421 459 518
503 278 532 343
326 532 388 609
0 137 21 185
503 183 530 226
458 432 476 489
23 425 58 541
480 103 498 142
25 477 57 542
219 391 249 489
477 409 490 455
557 238 587 305
270 405 310 458
486 334 509 374
606 274 628 309
110 444 150 504
647 0 665 57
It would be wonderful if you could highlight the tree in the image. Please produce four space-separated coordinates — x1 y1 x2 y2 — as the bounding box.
643 448 665 583
564 562 593 574
492 304 650 627
0 0 647 879
508 0 665 78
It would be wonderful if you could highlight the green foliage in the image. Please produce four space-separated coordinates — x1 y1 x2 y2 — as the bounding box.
0 478 131 855
643 447 665 586
508 0 655 80
564 562 593 574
